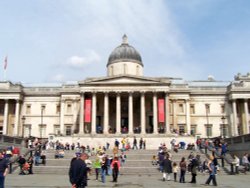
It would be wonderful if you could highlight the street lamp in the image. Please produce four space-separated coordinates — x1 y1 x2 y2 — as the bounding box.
21 116 26 137
221 116 226 138
205 104 210 138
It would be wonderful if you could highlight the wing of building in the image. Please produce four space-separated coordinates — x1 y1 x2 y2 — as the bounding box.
0 35 250 141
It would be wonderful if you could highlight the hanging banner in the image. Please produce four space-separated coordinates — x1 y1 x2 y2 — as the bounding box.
158 98 165 123
84 99 92 123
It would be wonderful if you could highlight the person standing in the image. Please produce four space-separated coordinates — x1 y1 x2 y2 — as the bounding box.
132 137 138 150
189 155 198 183
162 154 172 181
179 157 187 183
101 157 108 183
92 158 101 181
204 155 218 186
69 153 88 188
172 162 178 182
0 151 8 188
111 157 120 182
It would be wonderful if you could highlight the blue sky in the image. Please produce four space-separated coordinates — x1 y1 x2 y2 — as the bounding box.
1 0 250 84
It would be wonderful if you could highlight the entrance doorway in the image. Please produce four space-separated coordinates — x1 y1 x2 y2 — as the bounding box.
121 117 128 133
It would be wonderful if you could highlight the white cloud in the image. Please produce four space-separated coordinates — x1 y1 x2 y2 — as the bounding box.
66 50 101 69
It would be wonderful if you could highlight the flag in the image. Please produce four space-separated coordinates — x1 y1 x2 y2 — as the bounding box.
4 56 7 70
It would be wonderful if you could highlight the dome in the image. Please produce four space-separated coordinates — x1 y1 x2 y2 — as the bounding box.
107 35 143 67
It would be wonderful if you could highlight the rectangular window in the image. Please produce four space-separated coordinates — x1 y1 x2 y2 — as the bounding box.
39 125 46 138
66 126 72 136
54 125 60 135
190 124 197 136
220 124 228 138
190 104 195 114
26 105 31 114
56 105 60 114
205 124 212 138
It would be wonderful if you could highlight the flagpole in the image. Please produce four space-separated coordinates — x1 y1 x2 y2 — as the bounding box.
3 56 7 81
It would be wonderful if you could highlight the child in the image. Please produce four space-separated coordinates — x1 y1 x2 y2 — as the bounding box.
152 155 158 166
173 162 178 182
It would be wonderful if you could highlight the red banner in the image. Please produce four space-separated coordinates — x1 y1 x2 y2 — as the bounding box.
158 99 165 123
84 99 92 123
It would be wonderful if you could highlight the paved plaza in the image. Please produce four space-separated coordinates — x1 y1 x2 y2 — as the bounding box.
5 172 250 188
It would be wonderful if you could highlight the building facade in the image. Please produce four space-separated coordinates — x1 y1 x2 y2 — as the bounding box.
0 35 250 139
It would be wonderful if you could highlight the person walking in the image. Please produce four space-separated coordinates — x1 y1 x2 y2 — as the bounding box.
179 157 187 183
204 155 218 186
162 154 172 181
101 156 108 183
0 151 8 188
69 153 89 188
111 157 121 182
92 158 101 181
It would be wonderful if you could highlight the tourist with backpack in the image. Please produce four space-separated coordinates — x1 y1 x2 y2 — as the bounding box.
111 157 120 182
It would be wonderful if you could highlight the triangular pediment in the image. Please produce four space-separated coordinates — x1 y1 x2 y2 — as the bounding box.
79 75 171 86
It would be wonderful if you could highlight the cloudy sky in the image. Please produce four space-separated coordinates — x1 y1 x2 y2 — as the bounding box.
1 0 250 84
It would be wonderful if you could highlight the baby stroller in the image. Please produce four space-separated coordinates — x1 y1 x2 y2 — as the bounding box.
22 162 30 175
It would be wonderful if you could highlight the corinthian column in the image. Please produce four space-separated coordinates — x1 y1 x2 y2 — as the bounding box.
116 92 121 134
244 99 249 134
79 93 84 134
128 92 133 134
186 99 191 135
153 92 158 134
140 92 146 134
14 100 20 136
3 100 9 135
104 92 109 134
91 92 96 134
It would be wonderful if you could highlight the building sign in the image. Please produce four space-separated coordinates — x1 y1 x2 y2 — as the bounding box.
84 99 92 123
158 98 165 123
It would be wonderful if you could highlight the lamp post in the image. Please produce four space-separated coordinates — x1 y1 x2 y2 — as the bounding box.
21 116 26 137
221 116 226 138
205 104 210 138
40 106 45 139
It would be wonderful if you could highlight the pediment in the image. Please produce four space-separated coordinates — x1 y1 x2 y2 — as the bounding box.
79 75 170 86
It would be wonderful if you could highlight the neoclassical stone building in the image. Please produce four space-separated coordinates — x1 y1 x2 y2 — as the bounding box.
0 35 250 141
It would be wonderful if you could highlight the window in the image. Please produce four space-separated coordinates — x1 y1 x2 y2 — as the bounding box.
178 104 184 113
66 126 72 136
54 125 60 135
205 124 212 138
39 125 46 138
190 125 197 136
221 104 225 114
56 105 60 114
178 124 185 135
220 124 227 138
190 104 195 114
26 105 31 114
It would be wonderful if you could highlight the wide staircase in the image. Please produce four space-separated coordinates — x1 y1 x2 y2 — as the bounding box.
19 148 215 176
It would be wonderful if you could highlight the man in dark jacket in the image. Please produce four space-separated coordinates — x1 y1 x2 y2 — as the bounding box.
0 151 9 188
69 153 88 188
